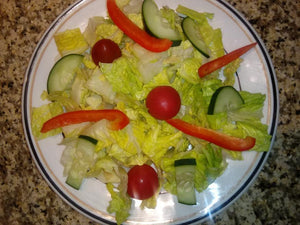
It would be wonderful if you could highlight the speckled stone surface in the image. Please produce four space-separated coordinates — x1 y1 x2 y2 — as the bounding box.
0 0 299 224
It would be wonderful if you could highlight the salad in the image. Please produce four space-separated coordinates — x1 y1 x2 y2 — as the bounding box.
31 0 271 224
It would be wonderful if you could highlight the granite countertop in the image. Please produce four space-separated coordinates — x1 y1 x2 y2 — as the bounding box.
0 0 298 224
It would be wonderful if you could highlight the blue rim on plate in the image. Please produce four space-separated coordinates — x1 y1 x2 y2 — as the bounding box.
22 0 279 224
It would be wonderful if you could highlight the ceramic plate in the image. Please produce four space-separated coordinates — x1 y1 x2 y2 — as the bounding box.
22 0 279 224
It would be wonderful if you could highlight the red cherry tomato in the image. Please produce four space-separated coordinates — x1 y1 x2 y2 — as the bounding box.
127 164 159 200
91 39 122 65
146 86 181 120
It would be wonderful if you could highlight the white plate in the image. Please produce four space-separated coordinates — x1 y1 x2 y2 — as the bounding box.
22 0 279 224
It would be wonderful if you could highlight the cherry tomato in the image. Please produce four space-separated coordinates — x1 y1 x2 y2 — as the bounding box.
91 39 122 65
146 86 181 120
127 164 159 200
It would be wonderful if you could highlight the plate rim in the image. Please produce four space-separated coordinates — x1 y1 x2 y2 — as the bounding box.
22 0 279 224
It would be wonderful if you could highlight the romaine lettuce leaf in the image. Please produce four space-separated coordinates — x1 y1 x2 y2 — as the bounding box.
160 6 183 38
100 57 144 100
71 69 89 107
223 58 242 86
54 28 89 56
87 156 122 183
229 91 266 121
236 121 271 152
42 90 79 112
85 68 117 104
131 43 168 83
106 169 131 225
83 16 106 46
95 23 124 44
31 102 64 139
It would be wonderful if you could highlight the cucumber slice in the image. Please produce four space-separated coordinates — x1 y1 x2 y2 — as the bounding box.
66 135 97 189
66 170 84 190
182 17 209 58
174 158 197 205
142 0 181 45
208 86 244 115
47 54 83 94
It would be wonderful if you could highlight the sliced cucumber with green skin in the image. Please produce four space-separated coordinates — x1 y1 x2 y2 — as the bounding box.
182 17 210 58
66 135 97 190
142 0 182 45
175 158 197 205
208 86 245 115
66 170 84 190
47 54 83 94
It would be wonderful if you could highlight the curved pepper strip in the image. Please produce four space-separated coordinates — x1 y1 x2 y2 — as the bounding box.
41 109 129 133
166 118 256 151
106 0 173 52
198 42 257 77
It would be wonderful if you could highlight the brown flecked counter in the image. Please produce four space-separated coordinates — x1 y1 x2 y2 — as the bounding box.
0 0 298 224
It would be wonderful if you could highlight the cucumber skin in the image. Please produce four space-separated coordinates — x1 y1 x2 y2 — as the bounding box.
208 86 244 115
142 0 182 46
207 87 224 115
174 158 196 167
47 54 83 94
79 135 98 145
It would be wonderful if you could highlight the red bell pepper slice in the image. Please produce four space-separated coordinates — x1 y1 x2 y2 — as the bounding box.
166 118 256 151
41 109 129 133
198 42 257 77
106 0 173 52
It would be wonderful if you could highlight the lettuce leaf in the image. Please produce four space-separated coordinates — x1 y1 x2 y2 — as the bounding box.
229 91 266 121
207 90 271 153
236 121 271 152
100 57 144 100
160 6 183 38
71 69 89 107
106 184 131 225
106 167 131 225
130 43 168 84
42 90 79 112
223 58 242 86
85 68 117 104
31 102 64 140
87 156 122 183
54 28 89 56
